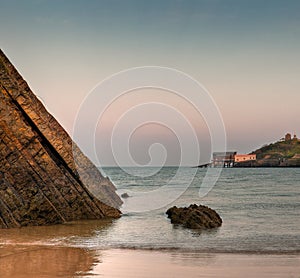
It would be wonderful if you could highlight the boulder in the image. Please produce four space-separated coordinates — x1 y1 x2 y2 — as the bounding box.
166 204 222 229
121 193 130 198
0 49 122 228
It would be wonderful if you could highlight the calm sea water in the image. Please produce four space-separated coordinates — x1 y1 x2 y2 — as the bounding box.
0 167 299 254
97 167 300 253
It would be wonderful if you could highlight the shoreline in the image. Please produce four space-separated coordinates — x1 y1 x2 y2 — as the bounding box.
196 165 300 168
1 245 300 277
90 245 300 255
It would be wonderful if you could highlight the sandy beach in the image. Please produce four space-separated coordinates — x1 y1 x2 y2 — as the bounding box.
1 245 300 278
0 245 96 278
90 249 300 278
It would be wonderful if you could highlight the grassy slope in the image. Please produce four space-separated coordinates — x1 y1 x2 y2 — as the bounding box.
252 139 300 166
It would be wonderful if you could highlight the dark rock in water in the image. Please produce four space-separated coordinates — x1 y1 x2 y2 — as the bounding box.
0 49 122 228
121 193 130 198
166 204 222 229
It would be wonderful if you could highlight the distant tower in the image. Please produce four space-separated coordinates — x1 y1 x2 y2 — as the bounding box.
285 133 292 141
293 134 297 141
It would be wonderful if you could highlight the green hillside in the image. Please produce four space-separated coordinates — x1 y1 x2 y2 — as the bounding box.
252 137 300 167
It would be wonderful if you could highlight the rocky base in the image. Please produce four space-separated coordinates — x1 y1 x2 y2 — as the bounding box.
166 204 222 229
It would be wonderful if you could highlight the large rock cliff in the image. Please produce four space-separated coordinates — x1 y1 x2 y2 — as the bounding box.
0 49 122 228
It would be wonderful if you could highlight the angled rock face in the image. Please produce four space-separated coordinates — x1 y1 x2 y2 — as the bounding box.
0 49 122 228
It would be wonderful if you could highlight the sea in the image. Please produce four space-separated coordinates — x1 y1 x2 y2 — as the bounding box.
99 167 300 254
0 167 299 254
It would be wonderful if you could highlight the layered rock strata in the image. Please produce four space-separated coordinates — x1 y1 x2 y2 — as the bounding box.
0 49 122 228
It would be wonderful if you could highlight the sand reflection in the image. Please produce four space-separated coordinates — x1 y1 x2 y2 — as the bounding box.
92 249 300 278
0 219 114 246
0 246 97 277
0 219 114 277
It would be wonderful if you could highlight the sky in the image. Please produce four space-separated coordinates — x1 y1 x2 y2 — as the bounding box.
1 0 300 166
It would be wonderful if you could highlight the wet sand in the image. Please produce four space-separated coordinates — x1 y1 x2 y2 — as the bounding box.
0 245 97 278
1 246 300 278
93 249 300 278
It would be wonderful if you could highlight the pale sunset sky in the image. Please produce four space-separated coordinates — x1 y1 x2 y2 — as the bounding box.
1 0 299 166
